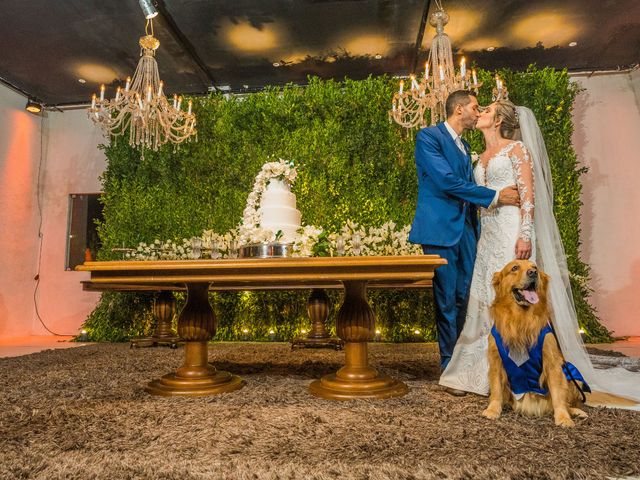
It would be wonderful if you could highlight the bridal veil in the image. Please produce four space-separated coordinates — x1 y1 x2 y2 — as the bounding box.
517 106 640 408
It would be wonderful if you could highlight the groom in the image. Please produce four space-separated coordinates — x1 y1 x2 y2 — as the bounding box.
409 90 519 394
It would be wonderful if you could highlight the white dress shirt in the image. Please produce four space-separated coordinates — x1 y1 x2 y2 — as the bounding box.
443 122 499 207
444 121 467 154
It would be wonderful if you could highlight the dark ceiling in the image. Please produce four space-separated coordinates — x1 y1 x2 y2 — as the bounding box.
0 0 638 107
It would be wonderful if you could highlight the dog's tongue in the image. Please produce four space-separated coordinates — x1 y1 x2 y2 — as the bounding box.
522 290 539 304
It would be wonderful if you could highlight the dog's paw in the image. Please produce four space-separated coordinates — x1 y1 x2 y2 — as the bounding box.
569 408 588 418
554 414 575 428
482 407 501 420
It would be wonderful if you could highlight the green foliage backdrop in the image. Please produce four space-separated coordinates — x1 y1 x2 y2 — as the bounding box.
83 66 610 343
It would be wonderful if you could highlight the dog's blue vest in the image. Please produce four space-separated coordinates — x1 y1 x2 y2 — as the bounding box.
491 324 590 396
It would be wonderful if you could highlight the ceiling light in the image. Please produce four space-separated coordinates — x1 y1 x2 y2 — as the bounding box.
486 46 496 51
344 34 389 57
569 41 578 47
391 3 498 129
374 54 382 60
138 0 158 19
88 18 196 151
227 22 278 52
511 11 581 48
78 78 86 84
75 63 118 84
272 62 280 67
25 99 42 114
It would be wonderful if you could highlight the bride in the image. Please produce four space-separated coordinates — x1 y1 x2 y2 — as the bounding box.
439 99 640 408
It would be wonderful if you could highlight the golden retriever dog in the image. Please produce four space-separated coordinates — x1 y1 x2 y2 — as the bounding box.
482 259 588 427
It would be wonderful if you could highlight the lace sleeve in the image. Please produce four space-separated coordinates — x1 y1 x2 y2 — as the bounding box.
509 141 535 242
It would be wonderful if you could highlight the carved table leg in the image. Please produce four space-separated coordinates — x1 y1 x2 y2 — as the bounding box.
309 281 408 400
291 289 344 350
131 290 180 349
146 283 244 396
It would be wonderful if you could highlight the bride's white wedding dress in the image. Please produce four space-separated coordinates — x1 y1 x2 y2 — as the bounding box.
439 141 534 395
440 107 640 408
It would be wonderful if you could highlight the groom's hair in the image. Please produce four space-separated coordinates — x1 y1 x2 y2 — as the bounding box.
445 90 476 118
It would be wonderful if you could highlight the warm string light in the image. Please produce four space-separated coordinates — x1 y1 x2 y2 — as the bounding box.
88 18 196 151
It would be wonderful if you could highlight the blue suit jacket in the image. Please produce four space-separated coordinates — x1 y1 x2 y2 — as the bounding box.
409 122 496 247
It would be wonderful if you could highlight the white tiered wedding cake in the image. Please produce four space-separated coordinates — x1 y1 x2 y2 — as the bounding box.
258 179 301 242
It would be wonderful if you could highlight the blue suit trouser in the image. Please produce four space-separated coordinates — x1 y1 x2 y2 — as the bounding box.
422 222 477 371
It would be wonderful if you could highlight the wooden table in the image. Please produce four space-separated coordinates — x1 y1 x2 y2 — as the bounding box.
77 256 445 400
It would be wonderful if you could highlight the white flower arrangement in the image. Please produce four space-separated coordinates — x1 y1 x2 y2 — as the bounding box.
237 158 298 246
121 158 421 261
124 221 420 261
292 225 324 257
326 221 421 257
126 238 192 261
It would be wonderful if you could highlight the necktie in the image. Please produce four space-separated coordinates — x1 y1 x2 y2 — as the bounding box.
455 136 465 154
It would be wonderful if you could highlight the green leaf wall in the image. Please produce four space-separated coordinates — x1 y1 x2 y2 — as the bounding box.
83 67 610 343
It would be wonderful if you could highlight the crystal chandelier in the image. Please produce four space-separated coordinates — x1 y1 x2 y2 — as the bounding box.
390 1 507 129
88 19 197 151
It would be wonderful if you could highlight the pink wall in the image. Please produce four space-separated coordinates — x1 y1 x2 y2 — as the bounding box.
35 108 106 335
0 87 41 337
573 68 640 337
0 84 105 338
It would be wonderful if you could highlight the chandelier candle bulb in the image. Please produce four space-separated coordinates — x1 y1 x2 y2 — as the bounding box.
137 94 144 110
91 94 96 109
460 57 466 78
173 94 178 109
187 99 192 115
115 87 121 101
411 75 419 91
439 64 444 81
146 85 152 102
472 69 478 86
125 76 131 92
99 84 105 101
158 81 163 96
425 62 429 79
399 80 404 95
177 96 182 110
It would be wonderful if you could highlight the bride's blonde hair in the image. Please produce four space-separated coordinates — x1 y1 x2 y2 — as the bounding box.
493 100 521 140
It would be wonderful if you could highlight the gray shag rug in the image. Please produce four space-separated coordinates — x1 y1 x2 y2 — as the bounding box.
1 342 639 480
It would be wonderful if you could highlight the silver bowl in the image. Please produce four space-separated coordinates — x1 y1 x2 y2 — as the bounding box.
239 242 294 259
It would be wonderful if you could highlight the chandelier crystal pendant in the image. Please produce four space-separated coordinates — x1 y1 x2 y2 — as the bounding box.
390 1 484 129
88 19 197 151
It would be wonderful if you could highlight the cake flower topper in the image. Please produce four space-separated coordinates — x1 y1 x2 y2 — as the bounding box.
238 158 298 245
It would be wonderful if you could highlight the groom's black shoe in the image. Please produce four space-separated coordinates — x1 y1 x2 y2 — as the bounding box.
444 387 467 397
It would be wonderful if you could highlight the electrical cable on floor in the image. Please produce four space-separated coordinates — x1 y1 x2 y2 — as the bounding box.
33 112 73 336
